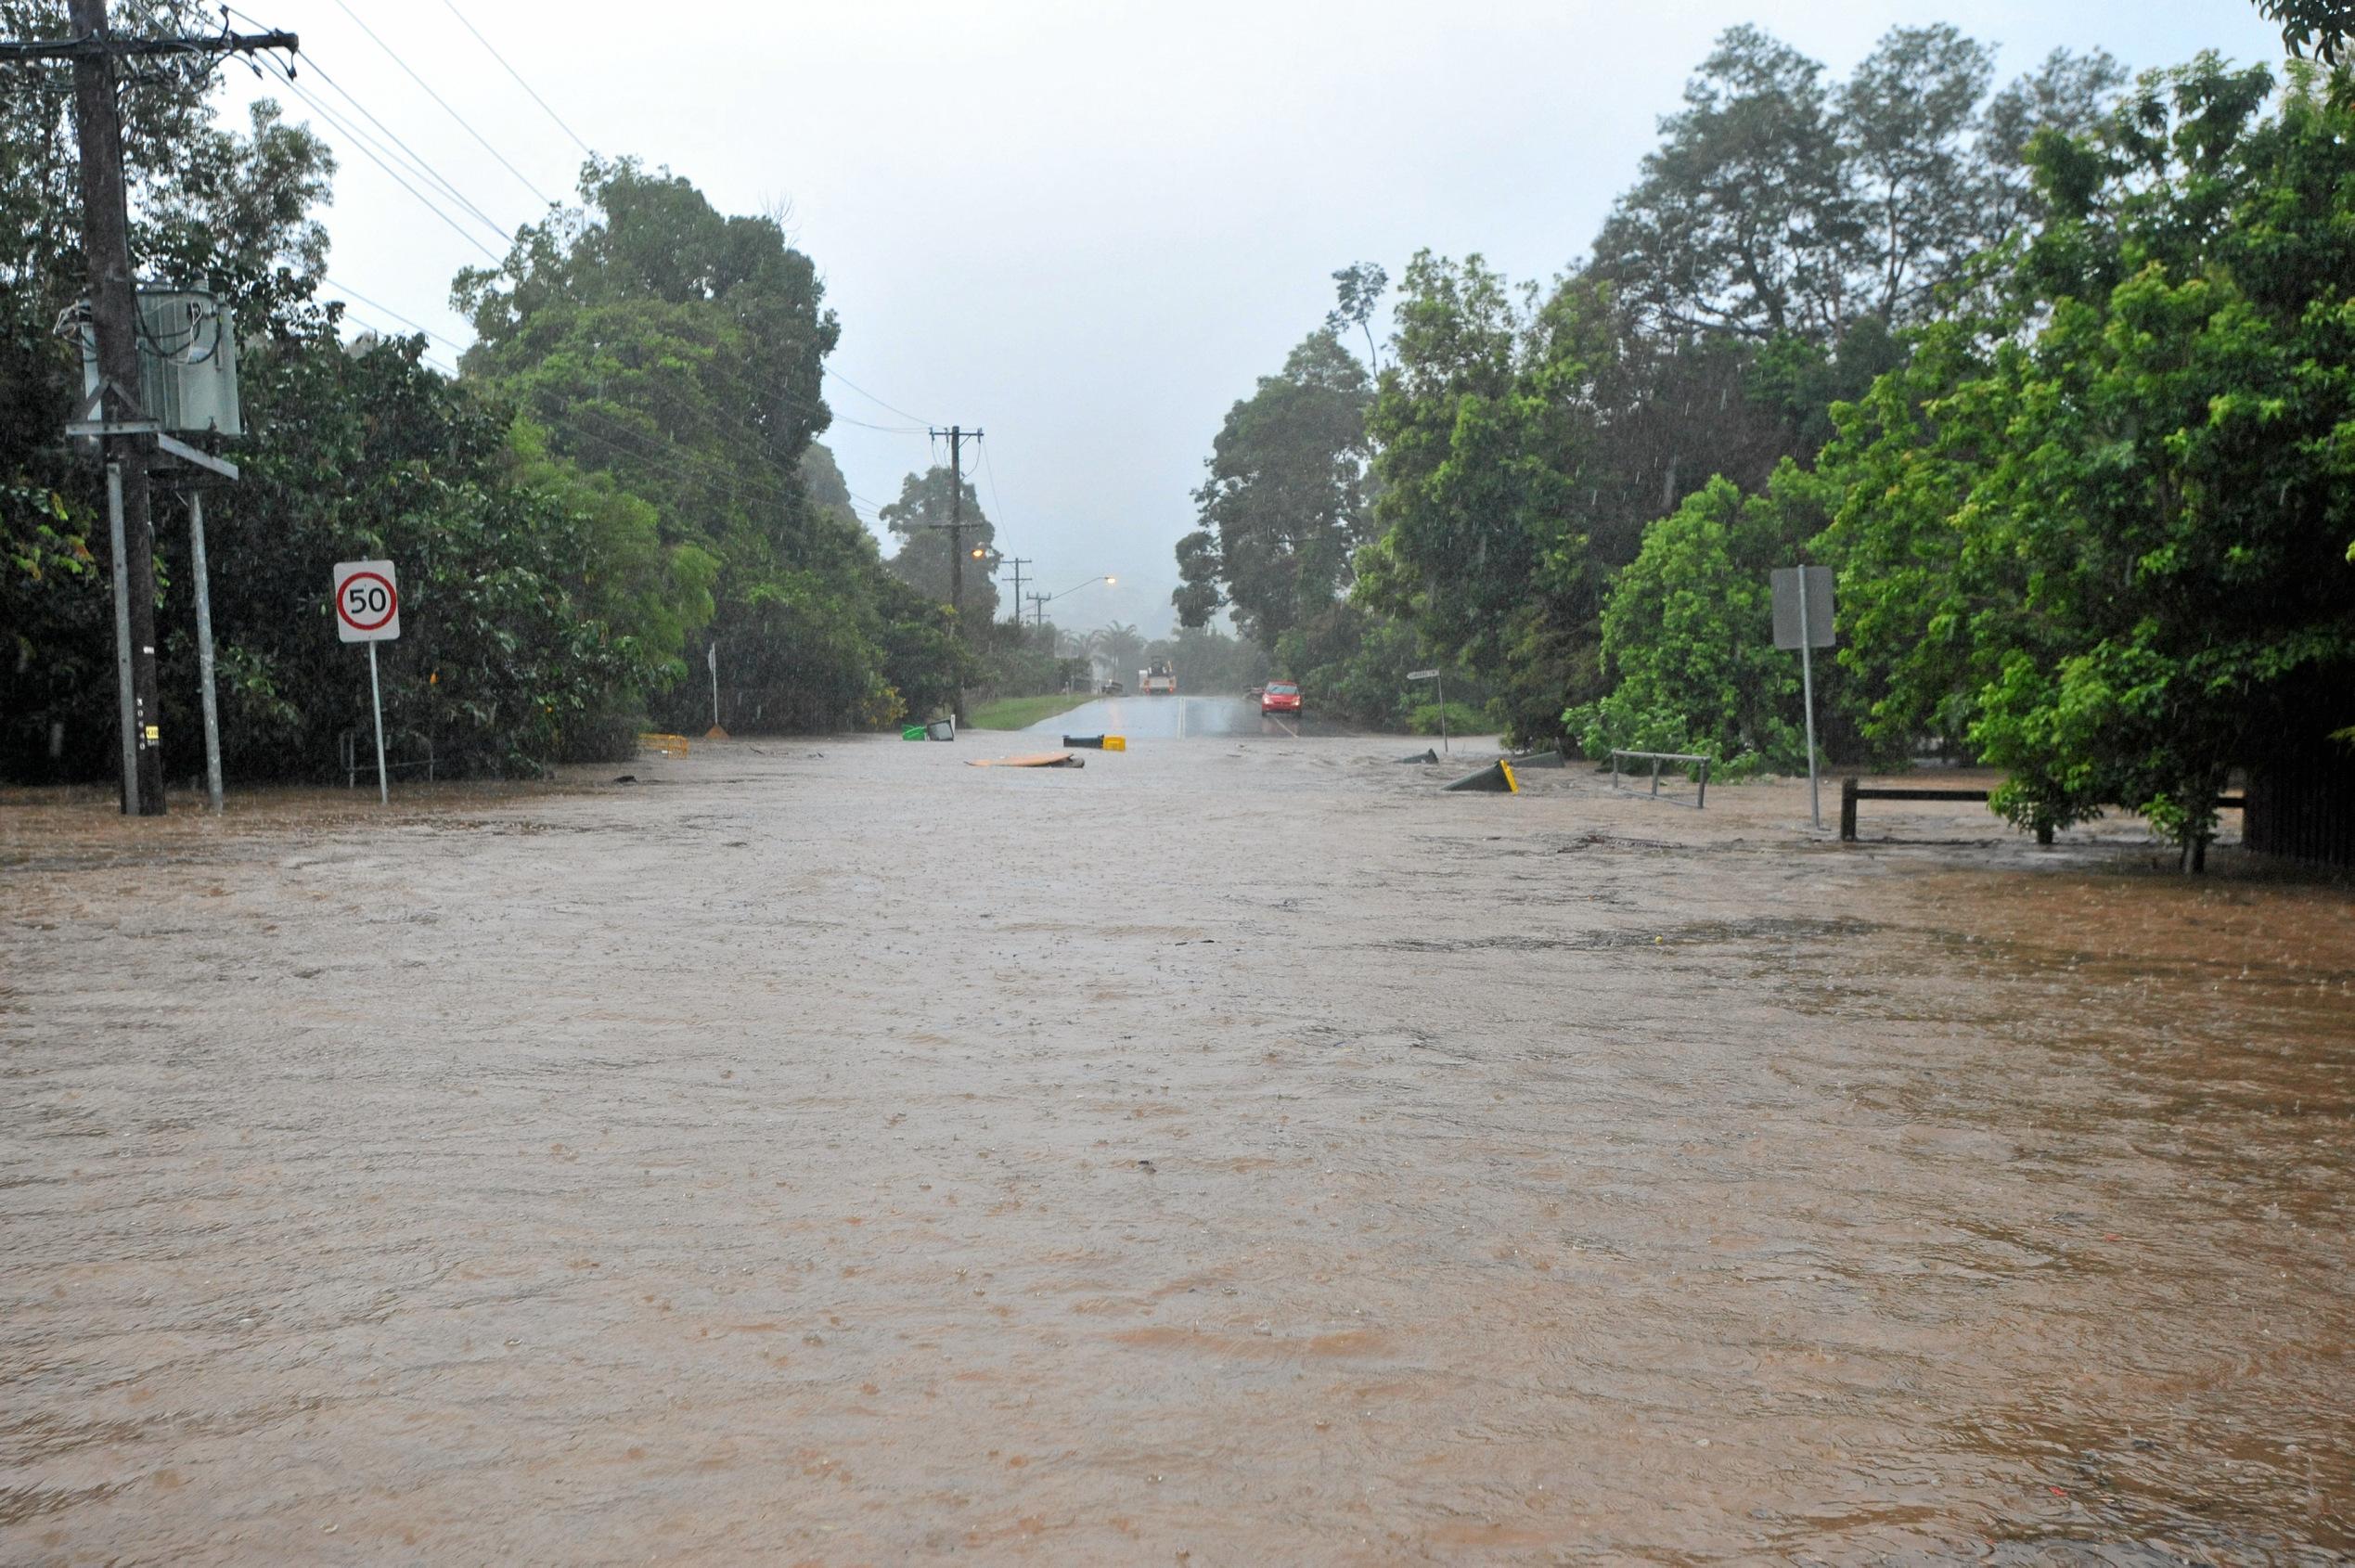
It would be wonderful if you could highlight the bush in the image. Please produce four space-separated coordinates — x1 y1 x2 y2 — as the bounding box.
1407 700 1487 737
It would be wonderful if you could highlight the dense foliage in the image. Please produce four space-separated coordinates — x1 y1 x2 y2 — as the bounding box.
1178 26 2120 745
1819 58 2355 855
5 47 972 784
1580 54 2355 858
1172 25 2351 861
456 159 949 735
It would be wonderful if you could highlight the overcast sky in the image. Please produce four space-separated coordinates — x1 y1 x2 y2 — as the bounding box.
220 1 2285 637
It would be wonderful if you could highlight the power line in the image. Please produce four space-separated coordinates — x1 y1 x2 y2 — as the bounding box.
323 276 469 354
833 412 932 434
825 366 931 427
324 0 557 208
294 49 511 241
437 0 595 159
259 57 504 263
249 30 939 529
975 431 1010 530
270 49 941 458
340 314 458 378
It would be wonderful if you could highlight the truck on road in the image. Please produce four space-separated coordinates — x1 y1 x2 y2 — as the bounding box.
1138 660 1178 696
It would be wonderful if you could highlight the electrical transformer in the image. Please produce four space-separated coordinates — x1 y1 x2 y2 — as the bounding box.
78 289 243 438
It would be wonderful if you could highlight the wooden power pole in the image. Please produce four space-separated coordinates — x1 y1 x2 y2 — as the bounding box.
6 4 298 813
71 0 163 814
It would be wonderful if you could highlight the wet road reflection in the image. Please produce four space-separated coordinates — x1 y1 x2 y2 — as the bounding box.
1031 692 1330 739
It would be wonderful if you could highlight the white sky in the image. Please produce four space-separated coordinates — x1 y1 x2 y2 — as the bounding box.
219 0 2285 637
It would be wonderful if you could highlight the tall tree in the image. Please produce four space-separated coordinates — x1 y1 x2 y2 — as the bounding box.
1591 26 1856 341
1087 622 1147 681
1174 329 1372 649
1593 25 2124 344
454 159 931 733
1837 24 1998 325
1325 262 1389 372
879 464 997 624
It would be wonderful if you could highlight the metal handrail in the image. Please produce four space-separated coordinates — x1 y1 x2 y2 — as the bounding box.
1609 749 1712 809
341 728 435 788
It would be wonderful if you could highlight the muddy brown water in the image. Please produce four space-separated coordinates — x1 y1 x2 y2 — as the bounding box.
3 739 2349 1564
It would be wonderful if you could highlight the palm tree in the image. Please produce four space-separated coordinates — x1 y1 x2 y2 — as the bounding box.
1087 622 1146 680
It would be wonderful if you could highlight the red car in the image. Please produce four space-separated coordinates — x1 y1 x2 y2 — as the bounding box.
1260 680 1302 716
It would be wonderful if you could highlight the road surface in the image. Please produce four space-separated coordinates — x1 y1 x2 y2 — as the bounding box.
3 739 2349 1563
1032 692 1344 740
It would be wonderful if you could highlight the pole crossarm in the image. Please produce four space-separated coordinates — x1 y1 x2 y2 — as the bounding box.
0 28 298 63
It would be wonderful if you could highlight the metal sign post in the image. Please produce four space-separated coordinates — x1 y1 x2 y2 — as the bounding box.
105 463 139 814
333 559 401 804
1770 564 1836 829
189 492 225 813
1408 668 1447 752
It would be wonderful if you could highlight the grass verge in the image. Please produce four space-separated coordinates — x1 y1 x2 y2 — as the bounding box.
965 693 1096 730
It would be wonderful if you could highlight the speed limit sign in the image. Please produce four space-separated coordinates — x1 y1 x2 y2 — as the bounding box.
333 559 400 643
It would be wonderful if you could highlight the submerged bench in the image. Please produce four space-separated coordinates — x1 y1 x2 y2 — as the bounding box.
1839 777 2245 844
1610 750 1711 810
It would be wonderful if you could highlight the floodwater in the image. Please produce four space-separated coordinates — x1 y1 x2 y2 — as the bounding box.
2 739 2349 1565
1033 692 1337 739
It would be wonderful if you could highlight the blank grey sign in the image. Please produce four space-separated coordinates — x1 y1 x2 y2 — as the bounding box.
1771 566 1835 649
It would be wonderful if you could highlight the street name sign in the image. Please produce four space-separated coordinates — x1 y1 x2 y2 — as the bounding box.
1769 566 1834 650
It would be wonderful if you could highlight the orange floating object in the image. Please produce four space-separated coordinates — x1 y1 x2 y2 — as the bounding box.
965 752 1085 769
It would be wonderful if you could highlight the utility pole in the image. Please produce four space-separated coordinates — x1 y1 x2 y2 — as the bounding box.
927 424 981 726
72 0 161 815
1003 557 1031 634
10 4 298 815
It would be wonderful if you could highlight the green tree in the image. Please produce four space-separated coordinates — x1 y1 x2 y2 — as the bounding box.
1087 622 1147 682
2256 0 2355 62
1822 57 2355 863
1566 475 1806 774
879 464 997 624
1325 261 1389 372
1174 330 1371 649
1593 24 2122 343
456 158 930 733
1591 25 1856 341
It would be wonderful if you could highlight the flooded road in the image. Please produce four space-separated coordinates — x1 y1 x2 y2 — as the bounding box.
3 739 2349 1564
1032 692 1336 739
